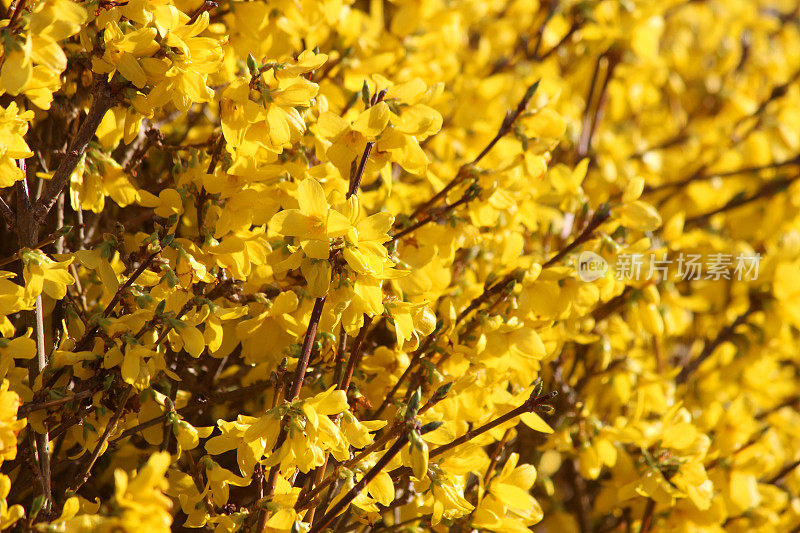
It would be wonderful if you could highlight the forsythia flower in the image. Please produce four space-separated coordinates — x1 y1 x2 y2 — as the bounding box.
0 0 87 108
0 103 33 187
270 177 351 296
4 0 800 531
55 452 172 531
0 380 24 465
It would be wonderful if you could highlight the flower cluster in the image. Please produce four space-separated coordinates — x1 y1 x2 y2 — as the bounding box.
1 0 800 532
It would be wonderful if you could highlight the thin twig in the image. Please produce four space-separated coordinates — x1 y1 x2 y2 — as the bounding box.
684 175 800 228
71 386 134 491
74 248 161 351
0 195 14 230
18 390 94 416
408 80 539 221
639 498 656 533
296 421 409 510
338 316 372 390
428 390 556 460
309 432 411 533
261 297 327 503
541 204 610 268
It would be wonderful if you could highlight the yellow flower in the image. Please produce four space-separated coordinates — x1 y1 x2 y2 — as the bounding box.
338 196 395 276
0 0 86 108
92 22 160 89
473 453 543 531
270 178 352 295
0 380 24 465
0 102 34 187
0 474 24 530
21 249 75 300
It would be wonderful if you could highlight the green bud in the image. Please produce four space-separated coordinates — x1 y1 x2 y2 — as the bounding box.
246 53 258 75
406 387 422 420
431 381 453 403
420 421 443 434
30 495 45 519
361 80 370 107
524 79 540 102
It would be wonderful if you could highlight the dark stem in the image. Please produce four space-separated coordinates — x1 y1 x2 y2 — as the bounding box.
0 195 14 230
408 79 539 221
371 336 433 418
6 0 27 29
767 458 800 485
677 296 762 383
261 297 327 505
286 297 326 401
542 205 610 268
35 80 117 224
74 249 161 351
18 390 94 415
296 421 408 510
639 498 656 533
390 192 473 242
309 433 410 533
348 143 374 198
187 0 216 25
684 174 800 228
71 386 134 491
15 162 52 516
428 390 556 459
338 316 372 390
643 154 800 195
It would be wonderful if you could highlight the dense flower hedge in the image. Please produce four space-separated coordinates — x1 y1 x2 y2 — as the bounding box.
2 0 800 531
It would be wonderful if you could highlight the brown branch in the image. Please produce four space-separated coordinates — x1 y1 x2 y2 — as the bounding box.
286 297 327 402
577 52 618 161
408 80 539 221
109 381 268 445
70 386 134 491
380 206 607 419
677 295 762 384
348 143 374 198
428 390 556 460
296 421 409 511
123 128 164 175
14 162 53 516
187 0 216 25
34 80 117 224
767 458 800 485
261 296 327 505
0 195 14 230
371 336 435 418
684 175 799 228
535 19 582 61
592 287 633 322
542 204 610 268
346 89 386 198
639 498 656 533
390 190 475 242
75 248 161 351
185 450 215 515
309 432 411 533
6 0 27 29
338 316 372 390
332 326 347 387
18 390 94 416
0 229 71 268
643 155 800 195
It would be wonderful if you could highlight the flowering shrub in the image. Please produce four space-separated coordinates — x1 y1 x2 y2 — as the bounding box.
1 0 800 531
